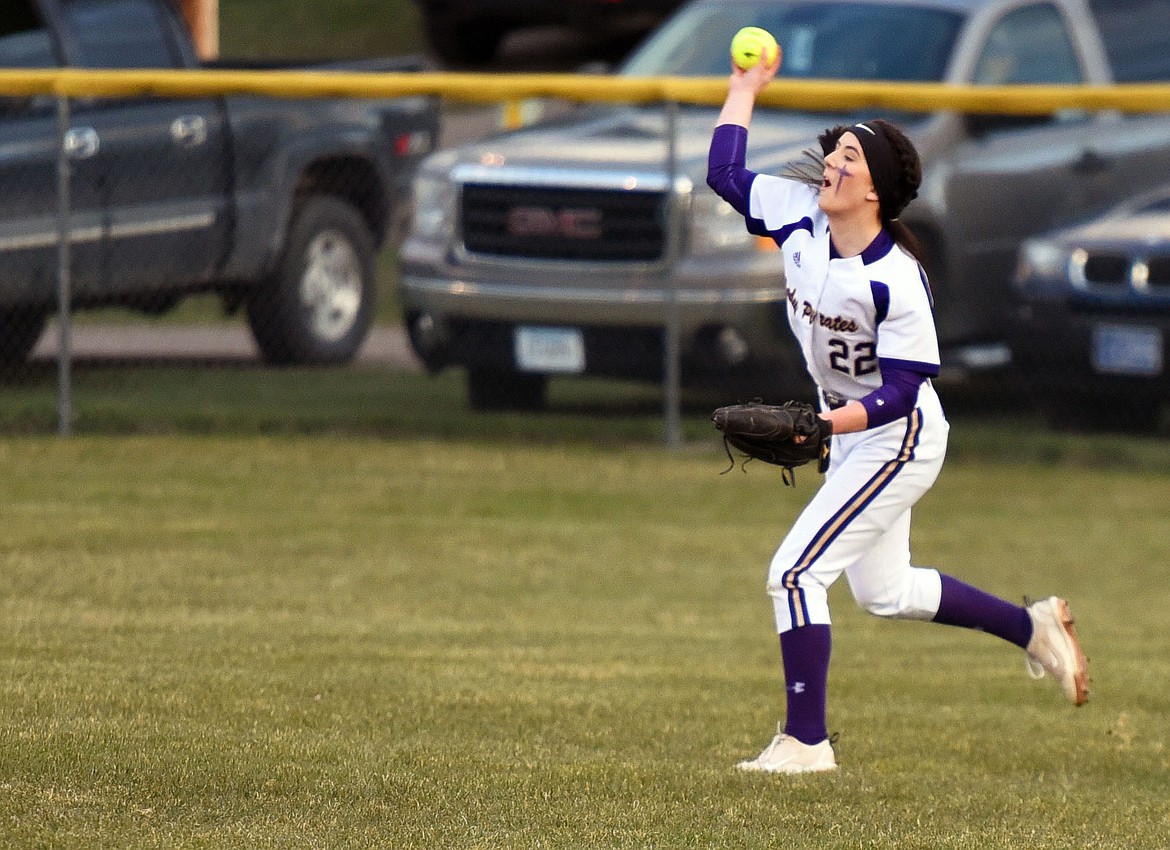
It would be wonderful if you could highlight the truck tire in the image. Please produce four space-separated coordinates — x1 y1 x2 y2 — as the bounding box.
247 196 376 366
0 307 48 375
467 367 548 411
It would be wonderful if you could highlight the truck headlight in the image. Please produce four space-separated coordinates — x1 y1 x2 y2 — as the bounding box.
409 172 456 240
689 191 755 254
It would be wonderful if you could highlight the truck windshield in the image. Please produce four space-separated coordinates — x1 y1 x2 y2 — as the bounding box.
621 0 964 82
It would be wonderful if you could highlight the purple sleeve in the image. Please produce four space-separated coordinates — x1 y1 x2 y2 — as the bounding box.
707 123 757 218
859 361 931 427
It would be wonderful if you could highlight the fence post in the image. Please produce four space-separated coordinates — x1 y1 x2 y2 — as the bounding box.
662 99 682 449
55 94 73 437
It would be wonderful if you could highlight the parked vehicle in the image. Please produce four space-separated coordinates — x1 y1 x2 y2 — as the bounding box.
415 0 685 66
400 0 1170 410
1011 185 1170 430
0 0 440 371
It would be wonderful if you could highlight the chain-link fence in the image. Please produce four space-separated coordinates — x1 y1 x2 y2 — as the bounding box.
7 87 1170 439
7 2 1170 438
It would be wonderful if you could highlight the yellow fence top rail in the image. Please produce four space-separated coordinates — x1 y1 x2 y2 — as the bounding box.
3 68 1170 113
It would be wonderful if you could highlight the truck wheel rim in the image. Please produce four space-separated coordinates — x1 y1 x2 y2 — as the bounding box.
300 229 363 343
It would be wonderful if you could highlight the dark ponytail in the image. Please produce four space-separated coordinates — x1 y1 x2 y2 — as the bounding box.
887 220 924 265
865 119 924 264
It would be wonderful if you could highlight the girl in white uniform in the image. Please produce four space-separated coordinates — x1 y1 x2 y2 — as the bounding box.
707 49 1089 774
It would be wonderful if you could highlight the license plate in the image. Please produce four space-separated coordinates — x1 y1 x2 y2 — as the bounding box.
514 326 585 374
1091 324 1163 376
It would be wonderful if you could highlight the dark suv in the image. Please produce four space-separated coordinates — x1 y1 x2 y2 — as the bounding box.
1011 186 1170 430
416 0 685 65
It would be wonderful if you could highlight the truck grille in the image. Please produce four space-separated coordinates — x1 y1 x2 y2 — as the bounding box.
460 184 667 261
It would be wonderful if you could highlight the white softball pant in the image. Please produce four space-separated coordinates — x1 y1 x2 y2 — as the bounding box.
767 390 950 633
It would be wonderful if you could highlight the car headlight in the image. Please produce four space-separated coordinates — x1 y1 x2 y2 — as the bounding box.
409 172 456 241
1014 238 1069 285
689 191 756 254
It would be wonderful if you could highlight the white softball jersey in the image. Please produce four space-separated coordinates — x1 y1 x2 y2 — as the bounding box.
744 172 952 634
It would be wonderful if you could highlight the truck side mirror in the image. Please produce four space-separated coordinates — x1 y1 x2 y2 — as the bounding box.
576 61 613 75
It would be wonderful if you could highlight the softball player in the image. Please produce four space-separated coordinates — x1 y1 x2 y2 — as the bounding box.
707 51 1089 774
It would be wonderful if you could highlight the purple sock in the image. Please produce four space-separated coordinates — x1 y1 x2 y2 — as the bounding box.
933 574 1033 648
779 624 831 745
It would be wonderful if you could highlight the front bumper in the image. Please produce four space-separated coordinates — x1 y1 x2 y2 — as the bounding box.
1009 297 1170 395
399 270 807 392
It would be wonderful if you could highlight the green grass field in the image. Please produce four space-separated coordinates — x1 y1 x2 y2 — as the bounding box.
3 5 1163 845
1 367 1169 848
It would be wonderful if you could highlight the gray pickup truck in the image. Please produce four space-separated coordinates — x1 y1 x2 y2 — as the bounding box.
0 0 440 371
400 0 1170 409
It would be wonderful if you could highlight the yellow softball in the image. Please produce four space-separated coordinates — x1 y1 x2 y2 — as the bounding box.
730 26 779 71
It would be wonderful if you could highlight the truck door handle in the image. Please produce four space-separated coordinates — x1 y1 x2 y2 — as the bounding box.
63 127 100 160
170 115 208 148
1073 149 1110 174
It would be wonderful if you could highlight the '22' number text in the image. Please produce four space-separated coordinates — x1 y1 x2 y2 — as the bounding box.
828 339 877 376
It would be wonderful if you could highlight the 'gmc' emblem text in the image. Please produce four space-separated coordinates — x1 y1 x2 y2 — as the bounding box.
505 206 603 239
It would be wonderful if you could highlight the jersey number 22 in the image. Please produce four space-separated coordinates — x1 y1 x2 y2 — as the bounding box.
828 339 877 376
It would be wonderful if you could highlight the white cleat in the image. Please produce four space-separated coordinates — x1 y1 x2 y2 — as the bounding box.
736 724 837 774
1025 596 1090 706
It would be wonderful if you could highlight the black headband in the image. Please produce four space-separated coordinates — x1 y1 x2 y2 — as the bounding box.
851 122 900 220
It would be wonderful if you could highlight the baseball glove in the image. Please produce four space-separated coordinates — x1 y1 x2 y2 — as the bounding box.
712 400 833 484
